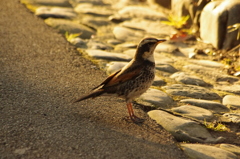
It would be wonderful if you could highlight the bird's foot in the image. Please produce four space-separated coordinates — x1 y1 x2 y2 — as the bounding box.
124 115 144 124
132 116 144 123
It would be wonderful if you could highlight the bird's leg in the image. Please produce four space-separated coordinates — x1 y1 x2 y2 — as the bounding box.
126 102 133 117
126 102 144 123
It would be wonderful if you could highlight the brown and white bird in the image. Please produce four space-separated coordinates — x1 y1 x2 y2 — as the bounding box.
74 37 166 122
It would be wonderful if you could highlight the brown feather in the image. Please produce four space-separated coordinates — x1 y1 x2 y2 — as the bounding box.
91 70 121 90
105 67 142 87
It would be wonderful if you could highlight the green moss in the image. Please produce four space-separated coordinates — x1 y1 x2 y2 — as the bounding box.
204 120 230 132
65 32 82 42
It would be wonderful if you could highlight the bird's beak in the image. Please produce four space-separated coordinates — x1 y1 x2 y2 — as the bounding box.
157 39 166 43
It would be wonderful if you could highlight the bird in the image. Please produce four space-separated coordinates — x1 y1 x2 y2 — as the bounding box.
73 37 166 123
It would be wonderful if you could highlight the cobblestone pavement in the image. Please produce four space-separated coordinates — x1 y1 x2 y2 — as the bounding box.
0 0 187 158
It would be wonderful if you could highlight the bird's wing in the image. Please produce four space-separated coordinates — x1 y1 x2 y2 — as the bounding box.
104 66 142 88
91 69 121 90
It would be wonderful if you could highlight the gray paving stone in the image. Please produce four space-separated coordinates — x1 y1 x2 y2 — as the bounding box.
35 6 76 19
183 64 216 74
107 39 123 45
74 3 113 16
81 17 111 28
87 40 113 50
215 85 240 95
44 18 95 39
153 76 166 86
172 105 214 121
138 88 174 109
85 49 131 61
148 110 224 143
163 84 221 100
22 0 71 7
170 72 209 86
156 63 178 73
216 75 239 83
184 64 239 84
180 99 229 113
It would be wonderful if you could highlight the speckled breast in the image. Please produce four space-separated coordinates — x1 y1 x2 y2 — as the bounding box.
119 62 155 100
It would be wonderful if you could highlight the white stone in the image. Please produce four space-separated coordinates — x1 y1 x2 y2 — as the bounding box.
222 113 240 123
155 43 179 53
220 144 240 155
181 144 237 159
69 37 87 48
154 53 174 64
123 49 136 58
117 6 167 21
115 43 137 51
190 60 224 68
122 19 177 36
106 62 128 74
35 7 76 19
113 26 144 41
222 95 240 108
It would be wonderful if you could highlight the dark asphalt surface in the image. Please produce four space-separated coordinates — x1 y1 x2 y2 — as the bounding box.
0 0 187 158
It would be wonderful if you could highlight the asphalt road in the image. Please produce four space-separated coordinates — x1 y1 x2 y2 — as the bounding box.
0 0 187 158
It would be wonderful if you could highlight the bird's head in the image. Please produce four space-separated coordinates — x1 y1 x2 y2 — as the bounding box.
134 37 166 62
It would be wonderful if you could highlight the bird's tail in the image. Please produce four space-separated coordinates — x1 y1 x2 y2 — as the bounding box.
73 89 105 103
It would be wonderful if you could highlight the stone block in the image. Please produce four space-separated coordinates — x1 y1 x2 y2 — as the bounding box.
200 0 240 50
